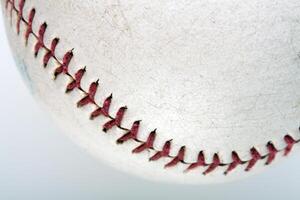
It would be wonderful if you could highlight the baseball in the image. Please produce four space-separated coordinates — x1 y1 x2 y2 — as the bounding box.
2 0 300 184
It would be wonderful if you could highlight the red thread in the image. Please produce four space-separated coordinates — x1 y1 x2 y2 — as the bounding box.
16 0 25 34
224 151 243 175
149 140 172 161
116 120 139 144
164 146 185 168
90 94 112 119
266 142 277 165
7 0 15 24
103 107 127 132
6 0 300 175
5 0 10 9
24 8 35 44
77 80 99 107
54 50 73 78
34 23 47 56
66 67 86 92
132 130 156 153
43 38 59 67
284 135 296 156
245 148 261 171
203 154 221 175
185 151 206 172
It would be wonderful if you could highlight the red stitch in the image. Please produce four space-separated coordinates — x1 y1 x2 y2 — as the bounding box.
164 146 185 168
224 151 243 175
6 0 300 175
24 8 35 44
54 50 73 78
245 148 261 171
90 94 112 119
66 67 86 93
149 140 172 161
284 135 296 156
16 0 25 34
103 107 127 132
34 22 47 56
5 0 10 9
132 130 156 153
77 80 99 107
43 38 59 67
116 120 140 144
266 142 277 165
7 0 14 25
203 154 220 175
185 151 206 172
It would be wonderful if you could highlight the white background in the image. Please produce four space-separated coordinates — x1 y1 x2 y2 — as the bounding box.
1 7 300 200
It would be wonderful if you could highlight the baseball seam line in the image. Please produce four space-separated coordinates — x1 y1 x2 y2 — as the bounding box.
5 0 300 175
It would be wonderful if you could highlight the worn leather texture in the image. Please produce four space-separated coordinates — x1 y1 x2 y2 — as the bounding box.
2 0 300 183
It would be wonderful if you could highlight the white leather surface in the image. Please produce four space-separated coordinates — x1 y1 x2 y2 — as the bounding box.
2 0 300 183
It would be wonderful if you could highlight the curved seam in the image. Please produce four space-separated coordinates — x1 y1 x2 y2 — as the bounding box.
5 0 300 175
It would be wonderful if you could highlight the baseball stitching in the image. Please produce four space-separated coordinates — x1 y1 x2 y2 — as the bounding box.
5 0 300 175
